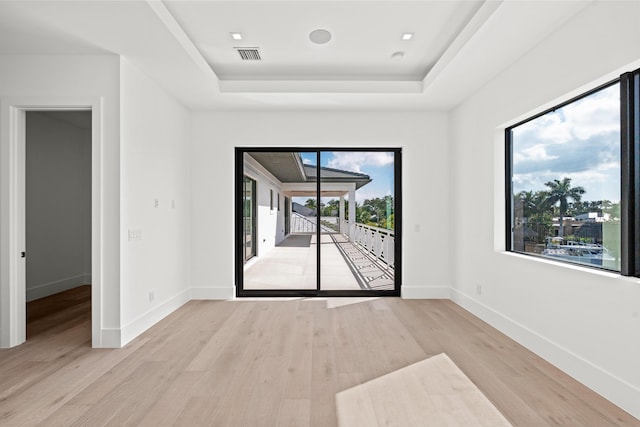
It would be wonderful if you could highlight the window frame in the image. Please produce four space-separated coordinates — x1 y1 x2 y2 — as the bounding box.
620 70 640 276
505 70 640 277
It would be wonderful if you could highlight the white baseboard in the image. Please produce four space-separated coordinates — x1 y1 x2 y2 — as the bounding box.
26 274 91 302
99 328 122 348
450 288 640 421
191 286 234 300
401 286 451 299
120 288 191 346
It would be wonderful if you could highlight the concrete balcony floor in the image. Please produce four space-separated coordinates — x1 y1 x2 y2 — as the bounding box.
243 233 394 291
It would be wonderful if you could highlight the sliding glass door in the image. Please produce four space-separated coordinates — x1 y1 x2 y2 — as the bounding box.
320 151 396 291
235 148 401 297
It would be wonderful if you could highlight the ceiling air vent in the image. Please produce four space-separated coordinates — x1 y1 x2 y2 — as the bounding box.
235 47 261 61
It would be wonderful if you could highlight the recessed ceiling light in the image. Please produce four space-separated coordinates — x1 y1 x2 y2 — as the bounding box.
402 33 413 41
231 32 243 40
309 29 332 44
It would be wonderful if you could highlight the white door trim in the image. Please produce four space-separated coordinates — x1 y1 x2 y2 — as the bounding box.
0 96 103 348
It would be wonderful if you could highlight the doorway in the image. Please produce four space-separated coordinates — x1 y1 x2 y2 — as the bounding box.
0 97 103 349
25 111 92 341
235 148 402 297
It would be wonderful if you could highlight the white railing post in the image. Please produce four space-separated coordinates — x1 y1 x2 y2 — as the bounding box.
350 222 395 269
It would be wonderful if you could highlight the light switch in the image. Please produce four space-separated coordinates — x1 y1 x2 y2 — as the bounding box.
128 229 142 242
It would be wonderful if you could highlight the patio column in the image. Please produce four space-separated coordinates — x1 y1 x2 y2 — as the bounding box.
348 189 356 240
339 195 345 233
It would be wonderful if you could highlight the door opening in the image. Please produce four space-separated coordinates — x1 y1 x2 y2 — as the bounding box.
25 111 92 343
235 148 402 297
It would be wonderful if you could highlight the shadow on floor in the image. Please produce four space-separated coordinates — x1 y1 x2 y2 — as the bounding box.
277 234 313 247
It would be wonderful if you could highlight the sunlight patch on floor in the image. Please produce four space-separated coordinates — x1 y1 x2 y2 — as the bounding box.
336 353 512 427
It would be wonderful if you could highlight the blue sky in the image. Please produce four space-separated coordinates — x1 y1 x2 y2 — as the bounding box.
512 83 620 202
298 151 394 204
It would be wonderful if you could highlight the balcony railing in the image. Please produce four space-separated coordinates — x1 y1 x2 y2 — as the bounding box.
341 220 395 268
291 213 316 233
290 213 336 234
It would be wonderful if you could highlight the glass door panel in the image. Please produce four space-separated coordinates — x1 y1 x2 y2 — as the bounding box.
319 151 396 291
242 151 317 290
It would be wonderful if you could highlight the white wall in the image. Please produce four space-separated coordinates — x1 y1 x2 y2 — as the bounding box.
0 54 121 347
119 59 192 345
25 111 91 301
450 1 640 419
244 153 285 257
191 112 450 298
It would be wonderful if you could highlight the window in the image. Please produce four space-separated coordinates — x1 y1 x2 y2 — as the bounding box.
242 176 256 263
507 67 640 276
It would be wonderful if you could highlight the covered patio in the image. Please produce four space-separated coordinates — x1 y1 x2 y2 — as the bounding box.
243 231 394 291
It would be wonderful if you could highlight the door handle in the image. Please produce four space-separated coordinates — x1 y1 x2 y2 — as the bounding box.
20 251 25 258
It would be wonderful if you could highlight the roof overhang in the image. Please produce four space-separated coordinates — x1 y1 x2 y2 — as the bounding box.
246 152 372 191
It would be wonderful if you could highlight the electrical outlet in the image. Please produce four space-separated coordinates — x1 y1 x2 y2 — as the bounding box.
154 198 159 208
149 290 155 302
476 284 482 295
171 199 176 209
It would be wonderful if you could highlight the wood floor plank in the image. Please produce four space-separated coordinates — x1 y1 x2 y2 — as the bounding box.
309 303 339 427
276 398 311 427
0 288 638 426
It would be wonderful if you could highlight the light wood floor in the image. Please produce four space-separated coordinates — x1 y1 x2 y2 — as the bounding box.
1 288 638 426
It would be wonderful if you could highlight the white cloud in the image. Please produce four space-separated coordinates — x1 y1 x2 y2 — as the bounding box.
511 84 621 201
513 144 557 164
302 157 313 164
562 85 619 139
513 84 619 146
326 152 394 173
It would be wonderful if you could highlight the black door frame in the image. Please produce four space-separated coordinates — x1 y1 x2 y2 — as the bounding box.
235 147 402 297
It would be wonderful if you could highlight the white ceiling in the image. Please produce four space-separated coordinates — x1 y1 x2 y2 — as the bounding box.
164 1 481 81
0 0 591 112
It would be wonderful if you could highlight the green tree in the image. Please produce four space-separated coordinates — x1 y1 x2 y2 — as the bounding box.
360 196 394 228
515 190 553 242
304 198 316 210
322 199 339 216
544 178 585 237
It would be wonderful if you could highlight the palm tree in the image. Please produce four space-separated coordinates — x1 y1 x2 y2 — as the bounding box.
516 190 540 218
544 178 585 237
515 190 553 243
304 198 316 210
